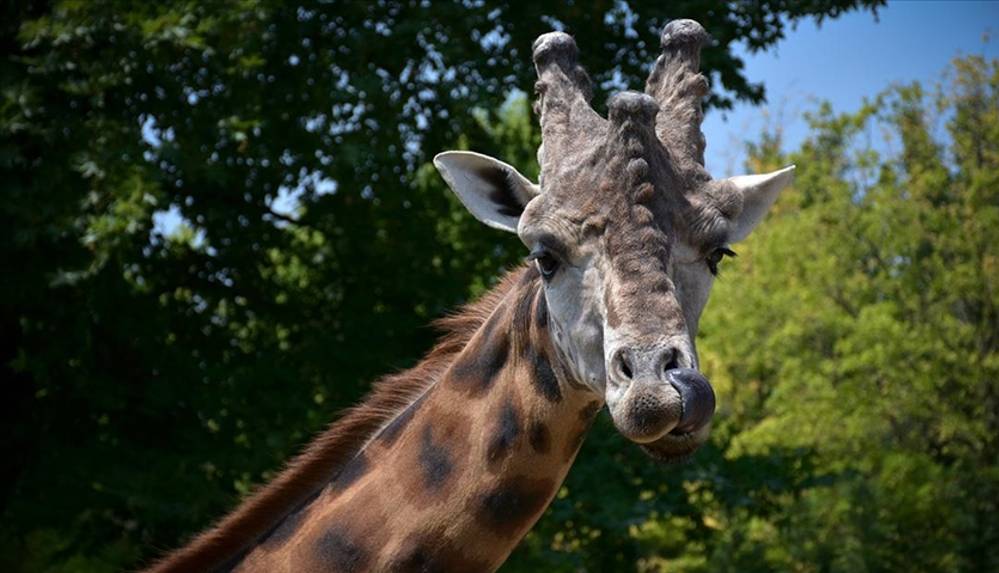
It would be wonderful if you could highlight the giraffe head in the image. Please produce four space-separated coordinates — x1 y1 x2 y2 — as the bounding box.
434 21 793 462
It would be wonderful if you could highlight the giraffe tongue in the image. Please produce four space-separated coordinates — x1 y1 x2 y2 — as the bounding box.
666 368 716 434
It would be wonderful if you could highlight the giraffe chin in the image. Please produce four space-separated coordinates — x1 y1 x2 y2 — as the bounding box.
639 421 712 464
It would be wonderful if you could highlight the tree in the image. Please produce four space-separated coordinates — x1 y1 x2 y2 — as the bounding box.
2 2 892 571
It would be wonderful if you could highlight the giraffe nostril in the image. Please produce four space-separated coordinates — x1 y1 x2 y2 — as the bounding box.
621 360 633 379
613 349 634 381
662 348 680 373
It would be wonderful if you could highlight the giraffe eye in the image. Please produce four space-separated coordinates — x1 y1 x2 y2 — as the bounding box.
535 253 560 279
528 248 561 279
706 247 737 276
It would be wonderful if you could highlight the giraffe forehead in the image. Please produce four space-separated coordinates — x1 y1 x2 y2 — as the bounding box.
527 172 730 257
524 191 673 265
531 146 659 227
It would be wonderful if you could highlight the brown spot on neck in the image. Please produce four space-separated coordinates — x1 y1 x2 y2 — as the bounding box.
330 452 370 491
528 421 551 454
418 424 455 493
526 346 562 403
486 397 522 467
313 526 370 573
448 308 511 396
389 530 491 572
474 475 556 539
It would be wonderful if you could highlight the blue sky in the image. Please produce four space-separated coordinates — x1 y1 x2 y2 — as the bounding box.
702 0 998 177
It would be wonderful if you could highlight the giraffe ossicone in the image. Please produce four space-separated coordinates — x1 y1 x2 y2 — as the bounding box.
146 19 794 573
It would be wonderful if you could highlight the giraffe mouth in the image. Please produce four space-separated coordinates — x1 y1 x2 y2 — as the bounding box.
640 421 713 463
642 369 715 462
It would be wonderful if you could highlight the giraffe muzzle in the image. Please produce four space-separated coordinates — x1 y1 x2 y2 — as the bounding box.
606 350 716 454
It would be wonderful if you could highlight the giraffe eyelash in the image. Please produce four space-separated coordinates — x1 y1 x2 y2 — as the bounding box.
706 247 737 276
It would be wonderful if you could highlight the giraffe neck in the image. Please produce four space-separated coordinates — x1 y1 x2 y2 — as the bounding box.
233 266 602 572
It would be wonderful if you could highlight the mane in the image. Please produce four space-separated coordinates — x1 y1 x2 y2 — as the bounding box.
144 266 531 573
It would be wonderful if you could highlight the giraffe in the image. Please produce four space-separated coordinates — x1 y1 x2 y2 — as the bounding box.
145 19 794 573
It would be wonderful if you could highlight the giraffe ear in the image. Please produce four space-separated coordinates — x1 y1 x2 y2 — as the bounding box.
725 165 796 242
433 151 540 233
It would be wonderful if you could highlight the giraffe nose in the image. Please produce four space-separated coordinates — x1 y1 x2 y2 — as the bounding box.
610 346 682 385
